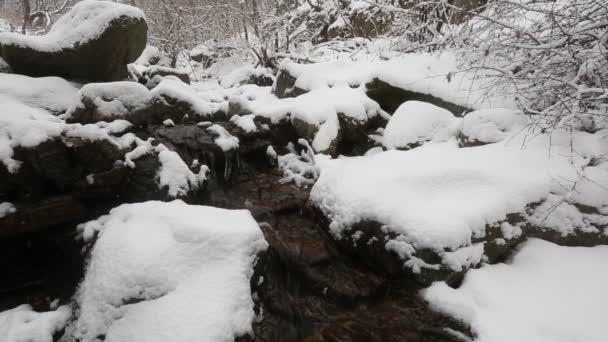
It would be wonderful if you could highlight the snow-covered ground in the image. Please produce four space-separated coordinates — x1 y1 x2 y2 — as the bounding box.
424 239 608 342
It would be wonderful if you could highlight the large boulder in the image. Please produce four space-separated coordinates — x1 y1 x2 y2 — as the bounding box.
0 0 147 82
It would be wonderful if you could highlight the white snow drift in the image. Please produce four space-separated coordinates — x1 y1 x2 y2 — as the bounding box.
423 239 608 342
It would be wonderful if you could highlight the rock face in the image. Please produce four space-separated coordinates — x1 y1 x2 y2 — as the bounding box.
0 1 147 81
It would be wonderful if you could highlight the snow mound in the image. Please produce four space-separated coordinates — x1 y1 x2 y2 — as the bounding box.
383 101 459 149
310 138 577 252
423 239 608 342
0 73 79 113
69 200 268 342
0 0 145 52
462 108 529 144
0 304 71 342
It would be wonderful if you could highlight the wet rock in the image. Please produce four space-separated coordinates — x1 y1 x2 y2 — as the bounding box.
0 1 147 82
0 195 86 237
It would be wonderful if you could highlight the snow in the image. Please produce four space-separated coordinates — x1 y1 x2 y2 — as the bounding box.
257 87 382 152
162 118 175 126
310 138 577 252
156 146 208 197
67 81 152 120
219 66 273 88
134 45 161 66
383 101 459 149
462 108 529 144
66 79 226 123
0 0 145 52
0 74 79 113
122 139 208 197
0 304 71 342
278 140 320 187
230 114 257 133
423 239 608 342
69 200 268 342
207 124 239 152
151 78 224 116
0 202 16 218
280 52 515 110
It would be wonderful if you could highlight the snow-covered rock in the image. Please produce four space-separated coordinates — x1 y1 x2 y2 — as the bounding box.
274 54 514 111
257 86 384 154
0 0 147 81
310 127 608 279
423 239 608 342
67 200 268 342
461 108 529 144
66 79 226 125
383 101 459 149
0 304 71 342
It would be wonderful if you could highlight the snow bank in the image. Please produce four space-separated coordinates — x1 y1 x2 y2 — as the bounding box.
0 0 145 52
383 101 459 149
423 239 608 342
0 304 71 342
69 200 268 342
0 74 79 112
280 52 515 110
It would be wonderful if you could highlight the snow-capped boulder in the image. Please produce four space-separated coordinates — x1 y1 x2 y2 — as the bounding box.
0 0 147 82
383 101 460 150
65 200 267 342
424 239 608 342
310 128 608 284
66 80 226 126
